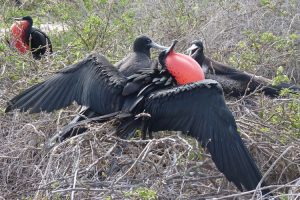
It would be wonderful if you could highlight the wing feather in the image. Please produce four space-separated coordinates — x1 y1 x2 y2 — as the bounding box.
6 53 127 114
144 79 268 193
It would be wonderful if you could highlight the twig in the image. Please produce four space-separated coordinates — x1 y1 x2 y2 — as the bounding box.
52 188 110 193
252 145 294 198
114 140 153 184
71 169 78 200
210 184 297 200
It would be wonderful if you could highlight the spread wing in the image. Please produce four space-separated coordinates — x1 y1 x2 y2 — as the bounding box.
6 53 127 114
144 79 268 193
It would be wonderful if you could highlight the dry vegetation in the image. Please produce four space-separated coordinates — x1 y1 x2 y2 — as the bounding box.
0 0 299 199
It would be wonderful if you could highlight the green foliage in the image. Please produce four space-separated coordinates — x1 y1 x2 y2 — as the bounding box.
260 0 271 6
259 0 276 8
239 31 300 143
228 31 298 74
272 66 290 85
0 42 9 52
125 187 158 200
44 0 136 53
280 195 288 200
184 138 203 161
0 0 49 28
265 92 300 142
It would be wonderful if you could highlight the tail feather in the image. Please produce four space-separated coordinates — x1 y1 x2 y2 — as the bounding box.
263 82 300 97
275 82 300 92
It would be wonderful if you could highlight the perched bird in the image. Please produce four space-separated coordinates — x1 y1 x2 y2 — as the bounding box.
10 16 52 59
115 35 166 76
58 35 166 140
187 40 300 97
6 41 271 196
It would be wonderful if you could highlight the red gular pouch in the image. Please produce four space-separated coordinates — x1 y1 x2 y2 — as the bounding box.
164 41 205 85
10 20 30 54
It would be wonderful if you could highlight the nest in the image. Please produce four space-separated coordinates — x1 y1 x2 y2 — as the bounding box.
1 95 300 200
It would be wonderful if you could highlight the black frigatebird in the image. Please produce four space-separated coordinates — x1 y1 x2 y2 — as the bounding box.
5 41 271 196
115 35 165 76
10 16 53 59
187 40 300 97
61 36 167 141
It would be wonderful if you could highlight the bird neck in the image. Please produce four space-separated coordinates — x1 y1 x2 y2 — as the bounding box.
133 47 151 58
192 49 205 66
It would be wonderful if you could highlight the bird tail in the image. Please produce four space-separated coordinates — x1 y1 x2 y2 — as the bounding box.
58 107 100 141
263 82 300 97
46 111 121 149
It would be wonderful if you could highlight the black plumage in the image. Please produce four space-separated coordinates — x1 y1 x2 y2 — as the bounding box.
144 80 267 192
12 16 53 59
60 36 166 140
188 40 300 97
6 44 271 196
115 35 165 76
6 54 126 114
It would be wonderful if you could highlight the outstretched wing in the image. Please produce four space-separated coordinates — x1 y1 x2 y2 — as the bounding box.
6 53 127 114
144 79 268 193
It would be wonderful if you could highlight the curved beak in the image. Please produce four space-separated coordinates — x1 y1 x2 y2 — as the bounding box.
165 40 178 55
149 41 168 50
158 40 178 68
186 44 199 56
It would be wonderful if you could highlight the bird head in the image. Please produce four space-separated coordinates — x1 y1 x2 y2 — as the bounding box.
20 16 33 26
12 16 33 31
159 40 205 85
133 36 167 56
186 40 204 56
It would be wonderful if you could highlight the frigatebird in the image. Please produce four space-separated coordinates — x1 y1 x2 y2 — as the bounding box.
61 36 166 141
6 41 271 196
10 16 52 59
187 40 300 97
115 35 165 76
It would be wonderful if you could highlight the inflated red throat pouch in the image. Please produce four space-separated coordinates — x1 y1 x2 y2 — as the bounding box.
165 50 205 85
10 21 30 53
